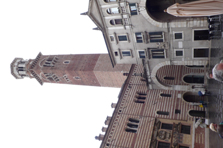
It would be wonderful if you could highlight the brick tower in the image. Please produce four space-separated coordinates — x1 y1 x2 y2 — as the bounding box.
10 53 132 87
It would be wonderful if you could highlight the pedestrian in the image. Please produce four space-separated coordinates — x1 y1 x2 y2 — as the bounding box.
210 122 223 138
198 90 211 96
195 118 207 128
208 60 223 82
189 101 207 108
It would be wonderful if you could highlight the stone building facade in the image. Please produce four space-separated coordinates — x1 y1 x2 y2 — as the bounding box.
86 0 211 91
96 64 207 148
10 53 131 87
86 0 210 66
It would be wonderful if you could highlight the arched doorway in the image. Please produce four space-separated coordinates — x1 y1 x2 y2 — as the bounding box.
183 75 204 84
184 95 202 102
189 110 205 118
183 92 203 103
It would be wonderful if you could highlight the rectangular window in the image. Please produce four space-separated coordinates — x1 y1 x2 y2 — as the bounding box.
122 51 131 57
194 30 209 40
149 32 164 42
114 51 118 56
161 123 173 130
193 48 209 58
176 50 183 56
114 19 122 25
118 35 128 41
110 36 114 42
109 7 119 14
151 49 165 58
174 32 183 40
138 51 145 58
129 3 137 15
135 32 143 43
181 125 191 134
158 142 170 148
174 49 184 57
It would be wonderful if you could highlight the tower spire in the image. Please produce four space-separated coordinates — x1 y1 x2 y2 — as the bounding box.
80 12 88 15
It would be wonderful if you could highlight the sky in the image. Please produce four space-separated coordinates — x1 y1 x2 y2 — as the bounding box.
0 1 120 148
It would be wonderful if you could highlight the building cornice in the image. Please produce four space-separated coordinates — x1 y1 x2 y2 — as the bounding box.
30 52 42 69
100 64 135 148
29 70 43 85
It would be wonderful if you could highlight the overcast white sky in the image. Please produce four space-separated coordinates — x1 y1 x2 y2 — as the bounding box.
0 1 120 148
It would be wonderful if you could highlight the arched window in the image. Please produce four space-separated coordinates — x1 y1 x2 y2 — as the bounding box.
136 92 146 96
127 123 138 128
164 76 175 80
129 118 139 123
160 93 171 97
125 128 137 133
157 111 169 116
189 110 205 118
183 75 204 84
107 7 119 14
136 96 146 100
134 100 144 104
110 19 123 25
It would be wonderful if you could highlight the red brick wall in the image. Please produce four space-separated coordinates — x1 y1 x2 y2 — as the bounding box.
156 65 204 85
94 54 131 87
32 54 131 87
100 64 204 148
194 127 205 148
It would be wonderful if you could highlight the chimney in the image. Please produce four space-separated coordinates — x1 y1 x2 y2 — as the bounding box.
102 127 107 132
111 103 117 108
95 134 104 141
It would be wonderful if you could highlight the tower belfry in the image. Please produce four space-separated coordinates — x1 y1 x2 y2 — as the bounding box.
11 53 131 87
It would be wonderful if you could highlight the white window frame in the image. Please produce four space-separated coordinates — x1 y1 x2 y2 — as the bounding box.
117 34 128 42
121 50 131 57
106 7 120 14
149 49 166 59
174 49 184 57
103 0 117 3
192 47 209 59
173 31 184 41
129 3 138 15
192 29 209 41
137 50 146 59
135 32 144 43
110 19 123 26
148 32 164 43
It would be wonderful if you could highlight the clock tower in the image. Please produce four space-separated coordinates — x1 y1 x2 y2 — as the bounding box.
11 53 131 87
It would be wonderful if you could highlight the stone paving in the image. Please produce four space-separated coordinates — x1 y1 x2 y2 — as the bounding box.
207 38 223 148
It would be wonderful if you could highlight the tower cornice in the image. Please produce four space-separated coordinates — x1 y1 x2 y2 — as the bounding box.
30 70 43 85
29 52 42 69
10 58 23 79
